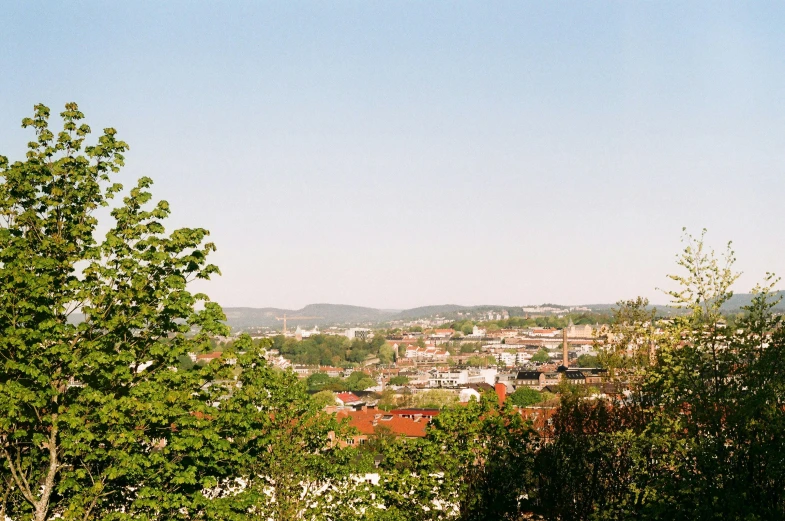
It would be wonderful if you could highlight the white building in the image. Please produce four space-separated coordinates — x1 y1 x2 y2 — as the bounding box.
490 350 532 367
467 325 486 338
459 388 482 402
295 325 320 339
429 368 497 388
345 328 372 340
404 346 449 361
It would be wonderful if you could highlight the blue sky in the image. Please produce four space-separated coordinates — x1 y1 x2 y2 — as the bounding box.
2 2 784 309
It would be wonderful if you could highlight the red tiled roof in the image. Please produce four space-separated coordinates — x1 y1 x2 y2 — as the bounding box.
196 352 222 360
319 366 342 371
389 409 440 418
518 406 558 437
335 392 361 403
337 409 432 438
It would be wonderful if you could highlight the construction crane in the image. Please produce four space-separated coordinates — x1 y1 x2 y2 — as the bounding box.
274 314 323 335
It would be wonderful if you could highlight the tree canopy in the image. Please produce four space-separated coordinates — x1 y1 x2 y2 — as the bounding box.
531 348 550 363
0 105 357 521
507 387 544 407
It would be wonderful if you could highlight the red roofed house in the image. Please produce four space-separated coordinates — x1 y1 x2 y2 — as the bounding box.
389 409 440 421
336 408 440 446
335 392 362 407
196 352 222 362
430 329 455 340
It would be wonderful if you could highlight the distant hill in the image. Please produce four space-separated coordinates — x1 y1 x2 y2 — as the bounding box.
224 303 535 330
390 304 472 319
221 292 785 331
222 304 398 329
720 291 785 312
221 303 521 330
584 291 785 314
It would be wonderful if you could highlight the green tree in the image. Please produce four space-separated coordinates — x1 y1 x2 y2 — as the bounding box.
177 354 196 371
639 230 785 519
306 371 332 391
531 348 550 363
535 391 658 520
424 393 539 519
311 390 337 409
204 337 356 521
378 343 395 364
575 354 598 367
377 388 399 411
370 334 386 351
536 230 785 520
404 390 458 409
460 341 481 354
465 355 496 367
507 387 543 407
460 321 475 336
388 375 409 386
0 104 227 521
596 296 657 378
346 371 376 391
359 393 540 520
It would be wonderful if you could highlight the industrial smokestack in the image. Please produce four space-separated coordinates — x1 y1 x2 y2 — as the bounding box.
562 328 568 368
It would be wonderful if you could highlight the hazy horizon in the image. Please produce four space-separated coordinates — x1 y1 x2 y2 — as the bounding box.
3 2 784 309
218 301 637 312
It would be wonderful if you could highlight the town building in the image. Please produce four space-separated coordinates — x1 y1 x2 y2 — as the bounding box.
428 368 497 388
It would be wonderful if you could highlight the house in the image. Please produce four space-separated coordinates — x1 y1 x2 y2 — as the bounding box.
195 352 237 365
292 365 316 377
493 350 531 367
512 371 544 390
468 325 487 338
345 328 372 340
519 406 559 441
566 323 594 338
389 408 440 421
562 370 586 385
195 352 222 362
429 368 497 388
459 388 482 402
542 372 561 387
430 328 455 340
335 408 439 446
529 328 560 338
404 346 449 361
318 366 343 378
335 392 363 407
495 352 517 367
266 354 292 370
580 368 607 384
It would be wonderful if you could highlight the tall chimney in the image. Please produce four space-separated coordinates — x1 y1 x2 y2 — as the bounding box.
562 328 569 368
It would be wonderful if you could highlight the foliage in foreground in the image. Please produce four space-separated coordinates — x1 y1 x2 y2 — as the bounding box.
2 105 785 521
534 232 785 521
0 105 356 521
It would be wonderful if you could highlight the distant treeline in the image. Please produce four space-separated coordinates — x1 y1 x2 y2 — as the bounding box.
443 312 614 334
271 334 392 366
